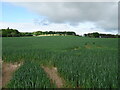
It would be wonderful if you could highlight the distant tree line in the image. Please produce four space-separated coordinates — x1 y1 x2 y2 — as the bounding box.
1 28 119 38
33 31 76 36
0 27 20 37
84 32 120 38
0 27 33 37
0 27 77 37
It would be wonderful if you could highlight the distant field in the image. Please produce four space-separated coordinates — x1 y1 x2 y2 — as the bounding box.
2 36 119 88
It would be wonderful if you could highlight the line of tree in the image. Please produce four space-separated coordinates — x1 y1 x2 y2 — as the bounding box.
0 27 34 37
0 27 77 37
84 32 120 38
1 28 119 38
33 31 76 36
0 27 20 37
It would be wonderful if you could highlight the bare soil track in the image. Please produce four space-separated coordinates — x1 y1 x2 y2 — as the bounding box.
42 66 65 88
2 61 21 87
1 59 65 88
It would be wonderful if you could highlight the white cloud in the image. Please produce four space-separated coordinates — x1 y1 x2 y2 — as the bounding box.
0 22 117 35
1 2 118 35
10 2 118 32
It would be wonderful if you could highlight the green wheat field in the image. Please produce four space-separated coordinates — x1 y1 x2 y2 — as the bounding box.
2 36 119 88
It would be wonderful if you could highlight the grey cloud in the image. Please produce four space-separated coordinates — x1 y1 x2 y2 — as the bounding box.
11 2 118 31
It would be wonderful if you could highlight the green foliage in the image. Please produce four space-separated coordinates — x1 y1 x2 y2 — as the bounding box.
1 28 76 37
0 28 33 37
53 49 118 88
7 60 56 88
33 31 42 36
33 31 76 36
84 32 118 38
1 28 20 37
2 36 119 88
92 32 99 38
20 32 33 36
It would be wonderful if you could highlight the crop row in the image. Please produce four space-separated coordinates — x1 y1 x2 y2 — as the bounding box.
6 60 56 88
2 36 119 88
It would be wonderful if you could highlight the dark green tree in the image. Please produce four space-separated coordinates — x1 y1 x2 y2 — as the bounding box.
92 32 99 38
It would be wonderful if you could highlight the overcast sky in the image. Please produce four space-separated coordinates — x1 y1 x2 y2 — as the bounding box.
0 1 118 35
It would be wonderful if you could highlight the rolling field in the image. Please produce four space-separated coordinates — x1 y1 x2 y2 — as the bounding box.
2 36 119 88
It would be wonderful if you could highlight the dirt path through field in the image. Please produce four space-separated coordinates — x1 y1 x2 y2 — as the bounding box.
42 66 65 88
2 62 22 87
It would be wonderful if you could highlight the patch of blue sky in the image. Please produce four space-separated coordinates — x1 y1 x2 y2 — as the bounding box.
0 2 2 21
1 2 42 23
